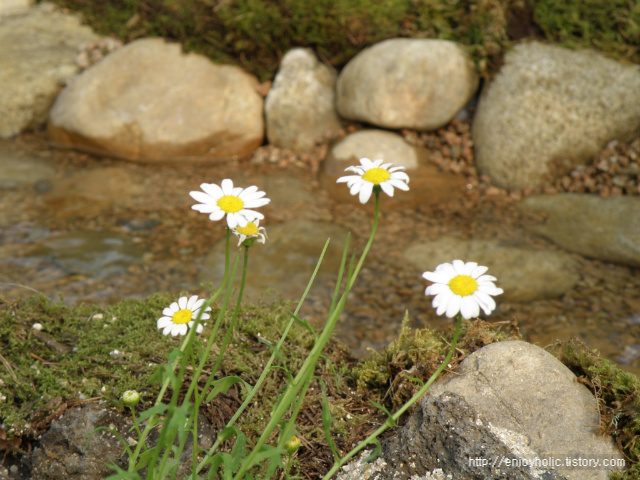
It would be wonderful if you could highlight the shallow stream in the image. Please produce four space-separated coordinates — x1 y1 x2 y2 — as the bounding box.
2 132 639 376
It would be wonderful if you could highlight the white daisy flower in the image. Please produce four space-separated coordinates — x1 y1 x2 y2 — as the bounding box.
422 260 503 319
156 295 211 336
190 179 270 229
336 157 410 204
232 219 267 247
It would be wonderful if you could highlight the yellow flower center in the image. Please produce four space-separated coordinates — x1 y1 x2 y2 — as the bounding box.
362 167 391 185
236 222 258 236
172 309 193 325
217 195 244 213
448 275 478 296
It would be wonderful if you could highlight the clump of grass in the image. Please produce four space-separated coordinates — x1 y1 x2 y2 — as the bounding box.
552 338 640 480
353 313 519 409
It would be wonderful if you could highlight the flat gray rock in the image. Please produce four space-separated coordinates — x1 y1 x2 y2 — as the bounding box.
518 193 640 267
404 236 580 302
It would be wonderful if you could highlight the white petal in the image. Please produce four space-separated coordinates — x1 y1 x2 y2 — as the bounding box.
451 260 467 274
220 179 235 194
199 183 223 199
360 158 374 168
445 295 462 318
208 210 226 221
227 213 241 229
390 171 410 182
358 183 374 204
387 178 410 191
241 209 264 222
474 291 497 315
379 181 395 197
186 295 199 310
190 190 215 205
471 264 489 278
192 203 218 214
425 283 451 296
157 317 171 328
459 296 480 319
244 197 270 208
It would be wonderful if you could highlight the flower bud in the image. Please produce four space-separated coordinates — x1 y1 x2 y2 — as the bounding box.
285 435 301 454
122 390 140 407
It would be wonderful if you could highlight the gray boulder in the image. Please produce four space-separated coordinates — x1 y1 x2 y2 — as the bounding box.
48 38 264 162
265 48 341 152
404 236 580 302
26 405 129 479
336 38 478 130
0 3 99 138
473 41 640 190
429 341 624 480
518 193 640 267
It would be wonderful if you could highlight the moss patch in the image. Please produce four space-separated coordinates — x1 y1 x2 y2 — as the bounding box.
3 295 640 478
552 339 640 480
41 0 640 82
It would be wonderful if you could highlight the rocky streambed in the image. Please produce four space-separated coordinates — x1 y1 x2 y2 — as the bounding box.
1 125 640 378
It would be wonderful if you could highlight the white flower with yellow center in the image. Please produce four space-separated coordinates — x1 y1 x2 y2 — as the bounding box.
190 179 270 229
336 157 410 204
157 295 211 336
422 260 503 319
232 219 267 247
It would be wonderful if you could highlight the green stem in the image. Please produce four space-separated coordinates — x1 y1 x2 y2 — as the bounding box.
233 191 381 480
197 245 249 400
196 239 332 475
127 229 233 474
322 313 463 479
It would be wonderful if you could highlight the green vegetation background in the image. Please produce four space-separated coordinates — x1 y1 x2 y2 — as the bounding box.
40 0 640 81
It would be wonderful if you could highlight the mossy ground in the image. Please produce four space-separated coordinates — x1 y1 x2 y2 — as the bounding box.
2 294 639 478
40 0 640 81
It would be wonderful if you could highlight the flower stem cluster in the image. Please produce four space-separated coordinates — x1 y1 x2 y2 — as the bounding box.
112 159 503 480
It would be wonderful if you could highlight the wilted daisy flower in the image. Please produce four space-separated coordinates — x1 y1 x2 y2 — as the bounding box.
232 219 267 247
422 260 503 319
157 295 211 336
190 179 270 229
336 157 410 204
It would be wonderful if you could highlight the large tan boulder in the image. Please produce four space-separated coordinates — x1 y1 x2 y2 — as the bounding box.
473 41 640 190
0 4 99 138
48 38 264 162
336 38 478 130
